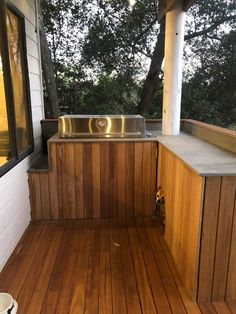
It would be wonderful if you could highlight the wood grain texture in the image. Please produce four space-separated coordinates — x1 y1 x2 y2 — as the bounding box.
39 173 50 220
226 193 236 300
134 143 143 216
158 144 236 302
83 144 93 219
143 142 152 216
74 143 84 218
182 119 236 154
197 176 236 301
99 220 112 314
28 172 36 220
0 218 231 314
29 173 42 220
158 144 204 299
117 143 126 217
28 142 157 219
110 220 127 314
48 143 59 219
100 143 110 218
125 143 135 217
212 176 236 300
92 143 101 218
197 177 222 301
56 144 63 219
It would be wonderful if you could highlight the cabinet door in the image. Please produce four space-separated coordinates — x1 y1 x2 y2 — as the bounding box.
134 142 157 217
56 143 76 219
55 141 157 219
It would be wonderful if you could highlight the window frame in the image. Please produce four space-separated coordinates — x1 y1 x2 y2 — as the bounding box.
0 1 34 177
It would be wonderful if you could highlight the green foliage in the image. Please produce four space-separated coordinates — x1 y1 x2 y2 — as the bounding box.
181 30 236 128
41 0 236 129
57 71 140 114
78 75 140 114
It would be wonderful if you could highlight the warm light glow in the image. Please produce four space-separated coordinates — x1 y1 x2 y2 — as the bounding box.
106 117 112 134
0 54 11 165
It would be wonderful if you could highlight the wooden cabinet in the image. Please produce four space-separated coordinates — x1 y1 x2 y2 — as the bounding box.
28 141 157 220
158 144 236 302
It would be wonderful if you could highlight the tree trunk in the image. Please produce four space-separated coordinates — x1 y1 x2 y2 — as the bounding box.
37 0 60 119
137 19 165 115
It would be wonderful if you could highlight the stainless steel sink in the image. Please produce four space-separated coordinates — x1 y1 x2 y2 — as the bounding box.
58 115 146 138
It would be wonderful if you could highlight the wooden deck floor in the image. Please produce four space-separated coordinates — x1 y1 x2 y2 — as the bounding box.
0 218 235 314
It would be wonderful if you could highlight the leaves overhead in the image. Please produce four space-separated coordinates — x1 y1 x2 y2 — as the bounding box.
41 0 236 128
41 0 159 79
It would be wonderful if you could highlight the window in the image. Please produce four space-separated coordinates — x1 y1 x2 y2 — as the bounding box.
0 2 33 177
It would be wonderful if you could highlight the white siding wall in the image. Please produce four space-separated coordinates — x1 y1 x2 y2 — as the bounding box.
0 0 44 271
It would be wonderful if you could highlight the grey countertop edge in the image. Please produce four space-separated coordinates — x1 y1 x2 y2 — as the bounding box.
157 147 236 177
47 134 158 143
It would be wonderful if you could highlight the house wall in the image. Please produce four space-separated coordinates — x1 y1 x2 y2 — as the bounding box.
0 0 44 271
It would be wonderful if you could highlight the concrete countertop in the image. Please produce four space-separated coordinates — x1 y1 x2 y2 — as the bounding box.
154 132 236 176
45 131 236 177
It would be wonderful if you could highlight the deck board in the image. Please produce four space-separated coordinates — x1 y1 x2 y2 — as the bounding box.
0 218 231 314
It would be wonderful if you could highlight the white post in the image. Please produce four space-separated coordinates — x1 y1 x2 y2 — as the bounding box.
162 0 185 135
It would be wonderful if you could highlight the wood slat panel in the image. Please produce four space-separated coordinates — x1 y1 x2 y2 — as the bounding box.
117 143 126 217
150 142 157 214
109 143 118 218
212 176 236 300
125 143 135 217
56 144 63 219
83 143 93 218
143 142 152 216
226 192 236 299
158 144 204 299
100 143 110 218
39 173 50 220
74 143 84 218
28 142 157 219
28 172 36 220
198 177 222 301
134 143 143 216
62 144 76 219
29 172 42 220
92 143 101 218
48 143 59 219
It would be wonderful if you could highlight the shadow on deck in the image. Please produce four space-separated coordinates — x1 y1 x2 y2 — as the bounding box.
0 217 235 314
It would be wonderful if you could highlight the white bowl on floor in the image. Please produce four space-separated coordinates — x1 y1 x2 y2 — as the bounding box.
0 293 18 314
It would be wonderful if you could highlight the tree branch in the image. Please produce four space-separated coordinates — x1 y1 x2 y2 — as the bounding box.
184 14 236 41
137 18 165 114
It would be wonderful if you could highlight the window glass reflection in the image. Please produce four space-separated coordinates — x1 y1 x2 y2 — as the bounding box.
0 53 12 166
7 9 31 152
